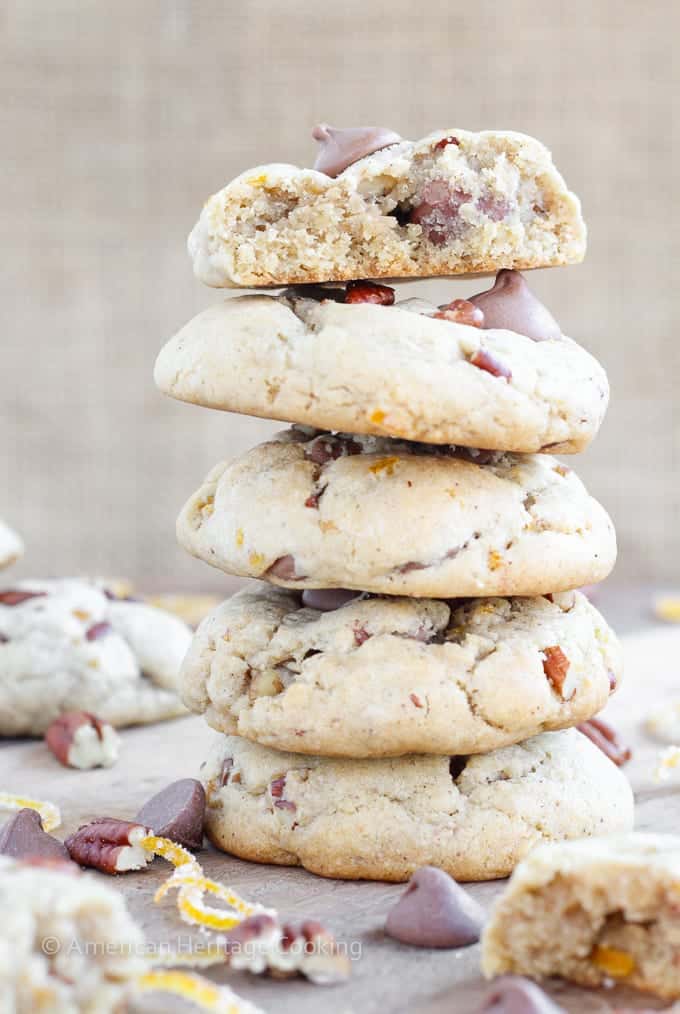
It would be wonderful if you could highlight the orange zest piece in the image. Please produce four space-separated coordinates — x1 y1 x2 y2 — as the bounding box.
0 792 61 832
591 944 635 978
144 834 265 933
369 456 399 476
136 969 262 1013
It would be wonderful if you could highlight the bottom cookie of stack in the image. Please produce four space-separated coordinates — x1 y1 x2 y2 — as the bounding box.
200 730 634 882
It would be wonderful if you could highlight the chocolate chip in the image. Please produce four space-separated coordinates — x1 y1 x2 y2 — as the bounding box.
409 180 472 244
469 270 562 342
385 866 485 948
0 808 72 864
134 779 206 851
312 123 402 178
478 976 565 1013
0 590 47 607
301 589 360 611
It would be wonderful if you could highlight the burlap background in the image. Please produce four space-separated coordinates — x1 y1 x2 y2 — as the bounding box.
2 1 676 591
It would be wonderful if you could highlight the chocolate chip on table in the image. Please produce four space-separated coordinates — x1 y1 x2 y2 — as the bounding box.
478 976 565 1013
301 589 360 611
578 717 632 766
469 270 562 342
134 779 206 851
385 866 486 948
0 808 73 864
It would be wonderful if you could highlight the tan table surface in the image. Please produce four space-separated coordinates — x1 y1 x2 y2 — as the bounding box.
2 615 680 1013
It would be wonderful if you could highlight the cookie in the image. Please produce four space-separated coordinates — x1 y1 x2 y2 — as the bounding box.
482 834 680 1001
0 856 144 1011
155 274 608 454
177 428 617 598
202 729 634 882
0 519 23 570
0 579 192 735
182 585 621 757
188 127 585 288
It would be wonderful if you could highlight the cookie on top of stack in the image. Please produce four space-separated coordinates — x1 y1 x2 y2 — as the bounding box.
156 124 633 882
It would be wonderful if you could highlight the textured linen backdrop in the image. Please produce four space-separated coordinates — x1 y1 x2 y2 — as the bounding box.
2 0 677 592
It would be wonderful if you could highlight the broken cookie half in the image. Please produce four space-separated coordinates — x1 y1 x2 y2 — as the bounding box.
188 126 586 288
482 833 680 1001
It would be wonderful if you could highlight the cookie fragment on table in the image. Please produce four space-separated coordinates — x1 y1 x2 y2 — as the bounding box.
482 833 680 1001
0 855 144 1011
188 126 585 288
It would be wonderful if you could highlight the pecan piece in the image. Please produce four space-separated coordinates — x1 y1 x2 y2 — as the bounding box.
578 717 632 766
344 280 395 305
270 776 296 812
0 590 47 606
305 433 362 465
65 818 153 873
45 711 120 770
469 348 512 381
542 646 571 696
434 298 484 328
85 621 112 641
433 135 460 151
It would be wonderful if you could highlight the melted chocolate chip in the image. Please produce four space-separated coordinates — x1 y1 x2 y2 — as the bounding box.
312 123 402 177
469 270 561 342
86 621 112 641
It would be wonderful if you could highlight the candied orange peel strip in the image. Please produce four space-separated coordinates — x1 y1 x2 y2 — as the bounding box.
136 969 262 1013
140 833 200 870
143 833 263 932
0 791 61 831
146 945 226 969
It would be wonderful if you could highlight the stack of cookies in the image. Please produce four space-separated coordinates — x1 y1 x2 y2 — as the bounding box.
156 125 634 882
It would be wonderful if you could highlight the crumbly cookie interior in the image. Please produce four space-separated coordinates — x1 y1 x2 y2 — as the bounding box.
193 133 585 285
485 873 680 1000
